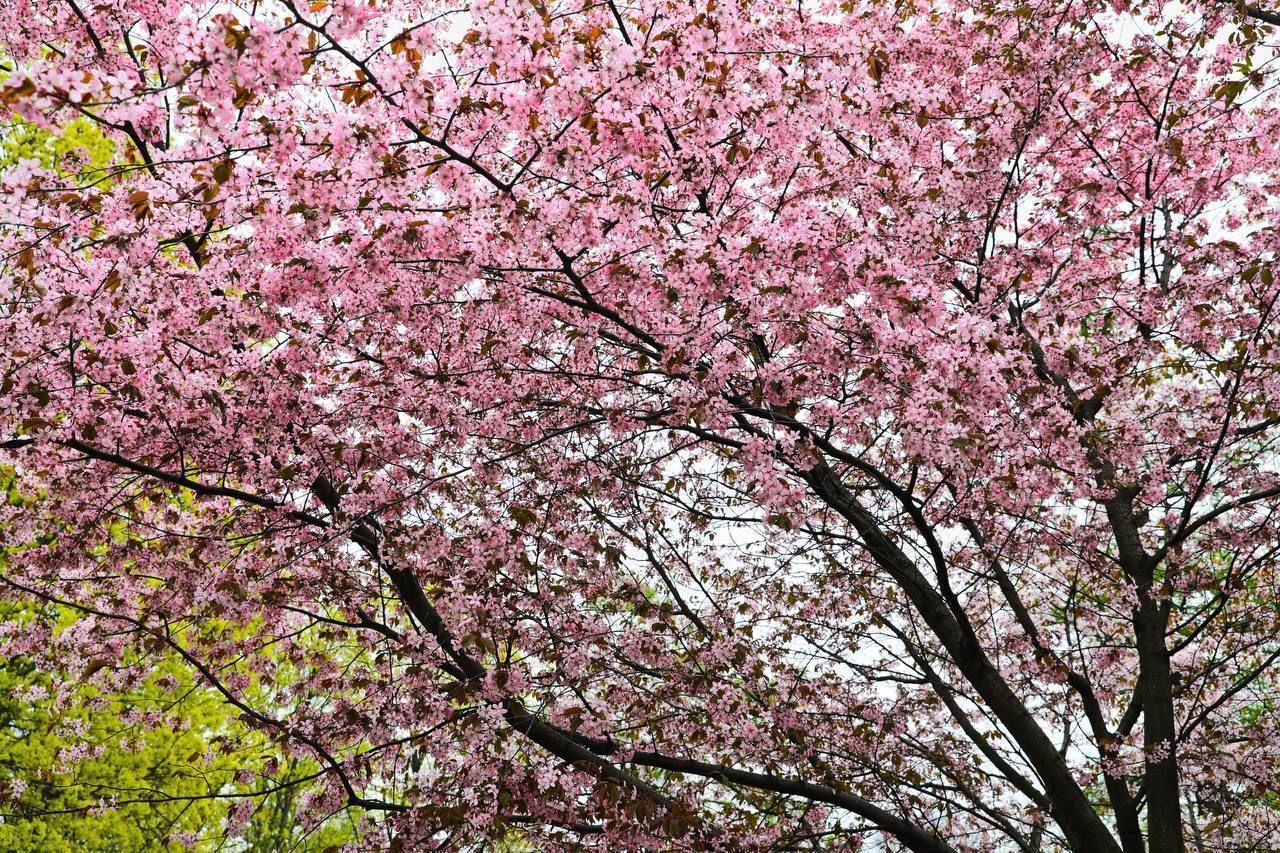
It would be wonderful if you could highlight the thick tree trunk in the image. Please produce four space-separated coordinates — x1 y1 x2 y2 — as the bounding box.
806 463 1123 853
1135 590 1185 853
1105 494 1184 853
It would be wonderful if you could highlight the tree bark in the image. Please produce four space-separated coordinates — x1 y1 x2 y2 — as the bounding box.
805 462 1123 853
1134 589 1184 853
1106 496 1185 853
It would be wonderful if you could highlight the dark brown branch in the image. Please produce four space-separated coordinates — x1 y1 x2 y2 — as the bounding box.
1245 5 1280 27
801 461 1122 853
628 752 958 853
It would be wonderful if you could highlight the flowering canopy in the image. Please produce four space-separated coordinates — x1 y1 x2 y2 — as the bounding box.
3 0 1280 849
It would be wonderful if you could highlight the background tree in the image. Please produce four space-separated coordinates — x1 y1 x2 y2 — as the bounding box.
0 117 361 851
0 114 114 178
0 600 362 852
3 0 1280 850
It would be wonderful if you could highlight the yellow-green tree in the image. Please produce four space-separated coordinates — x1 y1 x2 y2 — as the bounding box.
0 115 114 175
0 113 362 850
0 600 360 852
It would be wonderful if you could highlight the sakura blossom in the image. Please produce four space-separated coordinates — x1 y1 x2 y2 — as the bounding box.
3 0 1280 850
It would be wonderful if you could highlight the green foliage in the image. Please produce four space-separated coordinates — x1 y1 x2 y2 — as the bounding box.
2 459 361 846
0 115 114 178
0 601 362 852
0 51 112 179
0 106 357 844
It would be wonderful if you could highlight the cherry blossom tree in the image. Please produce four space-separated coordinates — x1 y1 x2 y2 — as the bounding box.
3 0 1280 849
